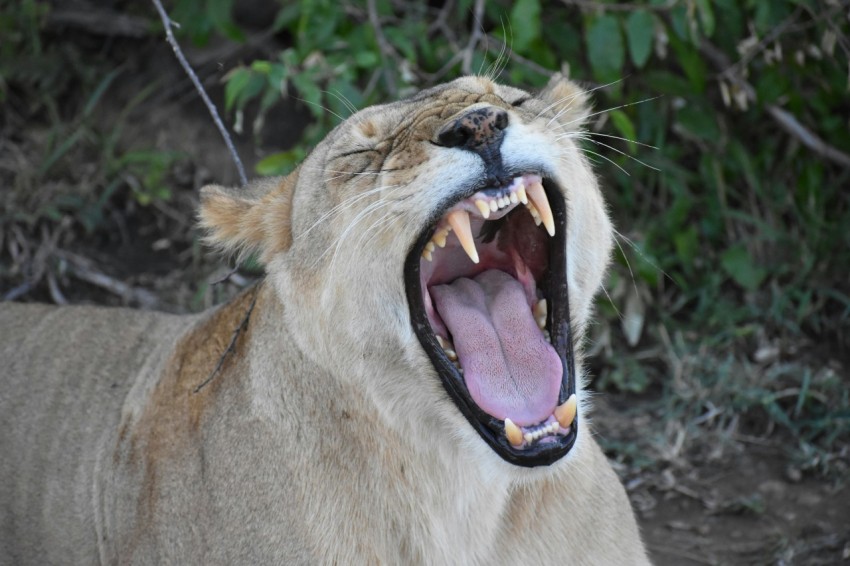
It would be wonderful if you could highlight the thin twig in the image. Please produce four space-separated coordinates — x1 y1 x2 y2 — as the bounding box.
149 0 248 186
485 34 557 79
367 0 397 96
700 40 850 169
194 290 258 393
57 251 159 309
462 0 486 75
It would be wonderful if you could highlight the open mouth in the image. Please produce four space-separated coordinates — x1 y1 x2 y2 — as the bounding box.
404 173 578 467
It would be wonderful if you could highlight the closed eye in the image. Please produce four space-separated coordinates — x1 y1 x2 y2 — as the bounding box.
511 97 531 107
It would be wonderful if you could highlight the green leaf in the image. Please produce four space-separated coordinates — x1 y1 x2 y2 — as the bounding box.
224 67 251 112
695 0 715 37
510 0 541 54
625 10 654 68
291 72 324 119
721 245 766 291
255 149 304 176
609 110 637 154
586 15 624 85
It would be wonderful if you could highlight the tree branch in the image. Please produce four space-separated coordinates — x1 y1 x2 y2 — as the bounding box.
700 40 850 169
462 0 486 75
149 0 248 186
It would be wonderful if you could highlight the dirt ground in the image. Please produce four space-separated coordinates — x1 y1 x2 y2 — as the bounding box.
3 31 849 565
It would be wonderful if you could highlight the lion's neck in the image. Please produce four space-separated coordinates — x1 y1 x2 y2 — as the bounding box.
241 282 518 561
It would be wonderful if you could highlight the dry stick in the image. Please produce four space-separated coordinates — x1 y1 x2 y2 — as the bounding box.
461 0 486 75
149 0 248 186
367 0 397 96
699 41 850 169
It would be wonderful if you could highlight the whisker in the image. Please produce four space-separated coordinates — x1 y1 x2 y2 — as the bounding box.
558 95 661 130
325 89 358 116
298 184 402 241
571 135 661 172
612 227 673 283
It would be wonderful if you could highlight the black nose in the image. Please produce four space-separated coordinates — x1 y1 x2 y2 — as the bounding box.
437 107 509 151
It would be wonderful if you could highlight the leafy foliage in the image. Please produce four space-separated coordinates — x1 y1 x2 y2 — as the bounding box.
2 0 847 467
194 0 850 461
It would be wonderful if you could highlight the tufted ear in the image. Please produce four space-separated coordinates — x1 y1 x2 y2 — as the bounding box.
539 74 592 129
199 169 299 264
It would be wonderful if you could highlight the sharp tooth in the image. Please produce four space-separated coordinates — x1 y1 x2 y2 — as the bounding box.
509 192 519 204
444 348 457 361
536 316 546 330
516 183 528 204
555 394 577 429
422 249 433 261
526 202 542 226
447 210 479 264
433 228 449 248
489 200 498 212
505 418 523 447
436 335 448 349
474 199 491 219
426 241 436 252
526 181 555 236
533 298 548 319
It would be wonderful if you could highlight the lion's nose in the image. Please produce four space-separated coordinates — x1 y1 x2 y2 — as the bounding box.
437 107 509 152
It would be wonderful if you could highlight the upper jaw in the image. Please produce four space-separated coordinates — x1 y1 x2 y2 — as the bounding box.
404 170 579 468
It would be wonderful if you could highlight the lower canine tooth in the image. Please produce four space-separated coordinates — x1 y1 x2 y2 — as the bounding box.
505 418 523 447
555 394 577 429
446 210 479 264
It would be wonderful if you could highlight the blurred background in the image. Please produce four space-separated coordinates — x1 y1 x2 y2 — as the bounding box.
1 0 848 562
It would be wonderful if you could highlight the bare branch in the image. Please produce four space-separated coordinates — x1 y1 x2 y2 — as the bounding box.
367 0 398 96
700 41 850 169
462 0 486 75
58 251 160 309
149 0 248 186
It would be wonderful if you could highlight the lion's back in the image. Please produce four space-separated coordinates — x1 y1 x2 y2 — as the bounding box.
0 302 190 565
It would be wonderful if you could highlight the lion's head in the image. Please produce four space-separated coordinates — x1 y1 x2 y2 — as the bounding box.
200 75 613 469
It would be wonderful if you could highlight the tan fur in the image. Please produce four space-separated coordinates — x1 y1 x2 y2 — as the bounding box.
0 75 649 564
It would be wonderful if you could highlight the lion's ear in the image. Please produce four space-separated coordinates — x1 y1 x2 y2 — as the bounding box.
539 74 591 129
199 171 298 263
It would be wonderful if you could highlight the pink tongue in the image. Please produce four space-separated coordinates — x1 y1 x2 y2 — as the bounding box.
430 270 562 426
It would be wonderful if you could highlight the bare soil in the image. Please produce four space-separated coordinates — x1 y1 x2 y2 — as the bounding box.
3 30 848 566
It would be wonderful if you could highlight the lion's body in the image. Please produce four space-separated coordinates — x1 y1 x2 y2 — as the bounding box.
0 76 649 564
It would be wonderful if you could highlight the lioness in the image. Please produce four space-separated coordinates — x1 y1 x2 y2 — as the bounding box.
0 75 649 564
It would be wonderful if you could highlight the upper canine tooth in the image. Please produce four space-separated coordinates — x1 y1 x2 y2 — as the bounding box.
474 200 491 219
447 210 479 264
504 418 523 447
555 394 577 429
526 181 555 237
